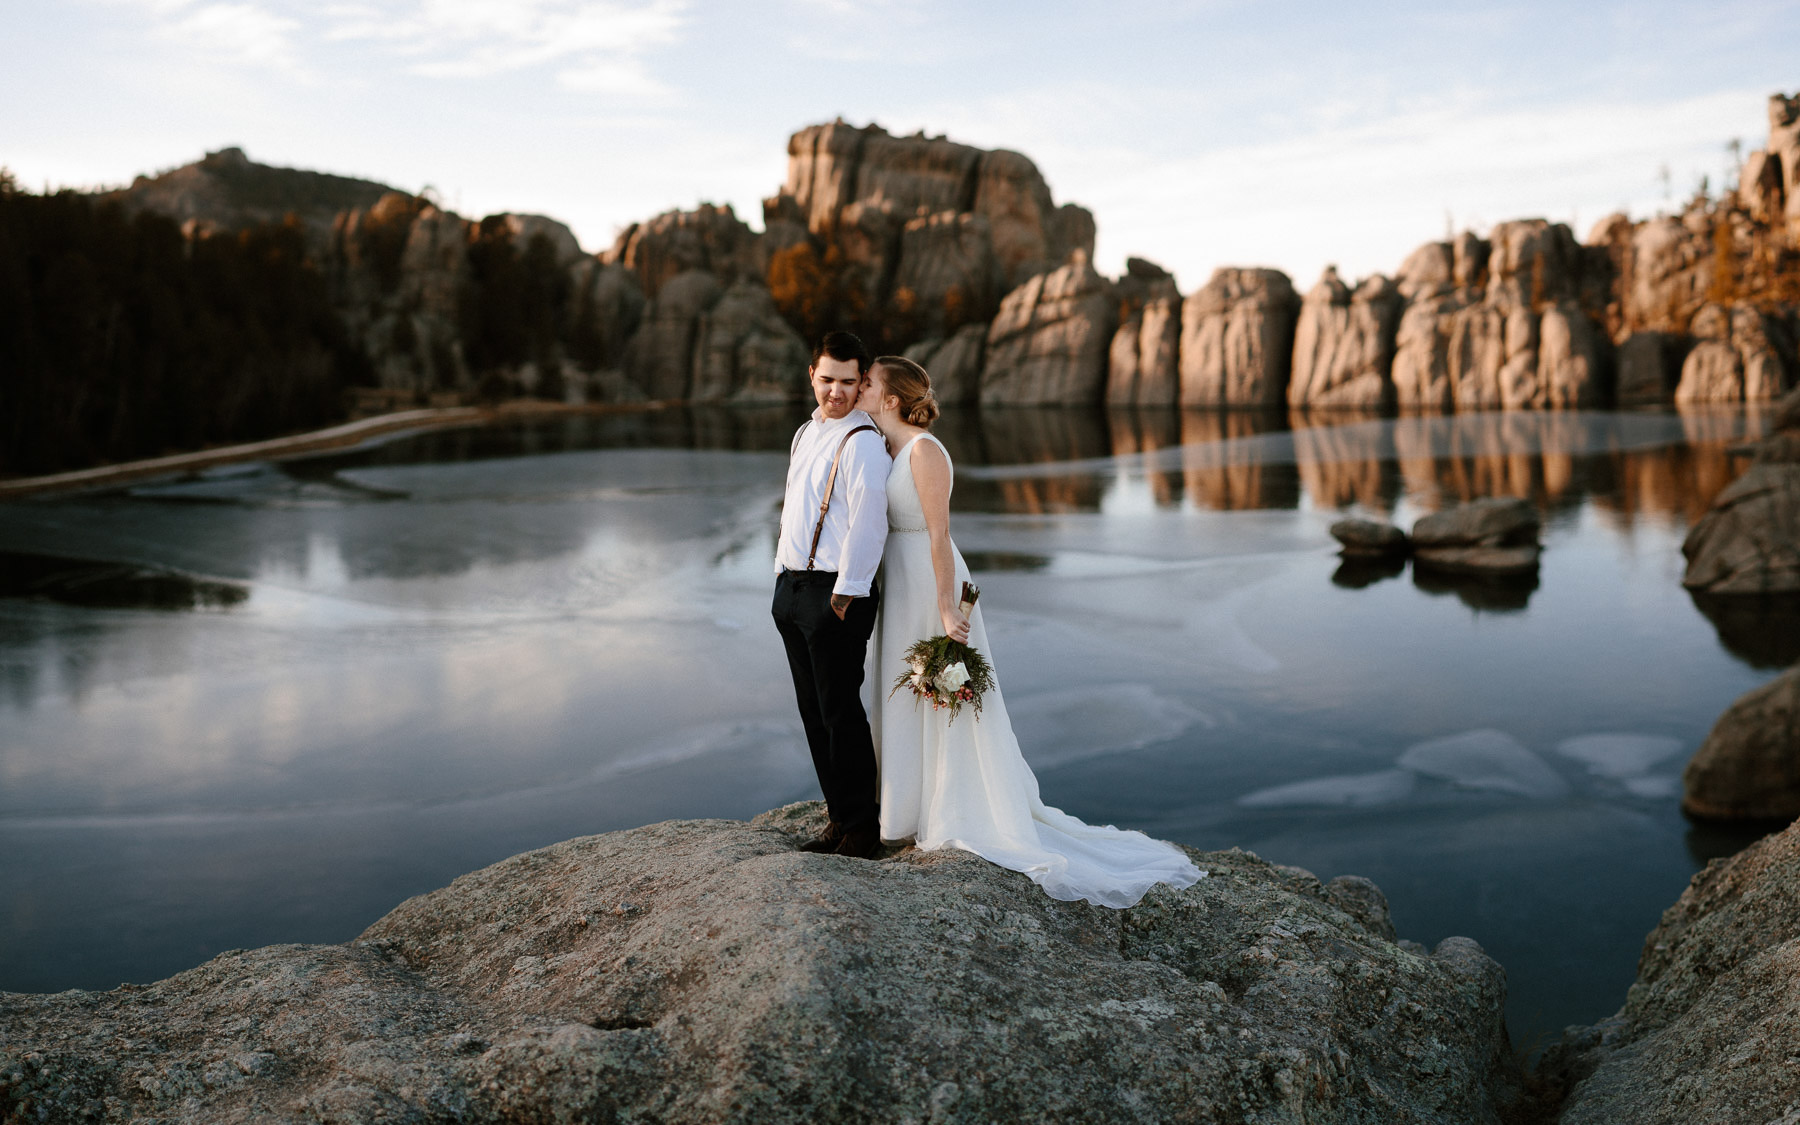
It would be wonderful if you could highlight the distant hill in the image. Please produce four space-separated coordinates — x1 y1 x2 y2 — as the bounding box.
96 146 396 241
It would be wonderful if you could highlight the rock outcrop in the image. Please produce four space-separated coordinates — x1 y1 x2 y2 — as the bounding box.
1683 386 1800 592
1543 814 1800 1123
1410 497 1542 574
1681 665 1800 821
0 803 1526 1124
980 253 1118 405
63 93 1800 416
1738 93 1800 232
1106 258 1183 406
1179 268 1300 406
904 323 987 407
1674 301 1795 403
689 281 811 403
1289 267 1402 409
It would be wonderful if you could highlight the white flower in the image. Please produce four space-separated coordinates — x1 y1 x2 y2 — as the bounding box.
936 662 969 692
910 671 929 692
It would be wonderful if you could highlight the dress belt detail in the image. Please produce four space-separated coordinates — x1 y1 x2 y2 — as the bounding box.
890 525 928 533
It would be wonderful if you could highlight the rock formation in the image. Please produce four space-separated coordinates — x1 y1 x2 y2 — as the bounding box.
1289 267 1402 409
1179 268 1300 407
1329 518 1410 557
1674 301 1795 403
1106 257 1182 406
1543 814 1800 1123
1681 664 1800 821
904 323 987 407
980 252 1118 405
1738 93 1800 232
1410 497 1542 574
0 803 1527 1124
55 92 1800 420
1683 386 1800 592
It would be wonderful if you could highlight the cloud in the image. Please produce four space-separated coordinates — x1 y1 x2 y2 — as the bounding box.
323 0 686 93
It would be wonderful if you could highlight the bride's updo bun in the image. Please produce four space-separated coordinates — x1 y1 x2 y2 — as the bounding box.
873 355 939 428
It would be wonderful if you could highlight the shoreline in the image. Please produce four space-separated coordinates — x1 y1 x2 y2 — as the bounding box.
0 399 670 500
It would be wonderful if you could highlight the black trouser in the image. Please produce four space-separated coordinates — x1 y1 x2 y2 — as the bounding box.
772 569 880 835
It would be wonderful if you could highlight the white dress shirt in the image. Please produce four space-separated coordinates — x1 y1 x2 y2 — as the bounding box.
775 409 890 597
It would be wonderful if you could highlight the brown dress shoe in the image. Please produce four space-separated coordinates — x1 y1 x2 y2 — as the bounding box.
831 829 881 860
798 821 845 853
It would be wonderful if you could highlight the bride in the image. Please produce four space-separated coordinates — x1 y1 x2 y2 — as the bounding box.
858 355 1204 908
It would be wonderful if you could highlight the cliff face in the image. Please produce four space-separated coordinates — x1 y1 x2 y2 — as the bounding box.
81 94 1800 417
0 802 1525 1124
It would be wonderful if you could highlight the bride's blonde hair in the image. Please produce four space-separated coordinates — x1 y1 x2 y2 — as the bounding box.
872 355 939 428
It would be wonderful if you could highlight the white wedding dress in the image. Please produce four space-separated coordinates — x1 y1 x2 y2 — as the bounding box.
867 433 1205 908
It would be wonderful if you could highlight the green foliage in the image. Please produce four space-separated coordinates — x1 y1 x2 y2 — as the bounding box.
0 189 371 476
890 634 995 724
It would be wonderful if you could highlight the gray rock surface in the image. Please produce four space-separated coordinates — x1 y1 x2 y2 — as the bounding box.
1329 518 1410 557
1179 268 1300 406
1544 814 1800 1124
0 802 1525 1124
1682 665 1800 821
607 203 759 301
905 323 988 407
1683 387 1800 592
624 269 724 400
689 281 811 403
980 252 1118 405
1412 498 1542 574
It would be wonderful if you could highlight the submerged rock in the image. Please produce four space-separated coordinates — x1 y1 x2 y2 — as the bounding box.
1682 665 1800 822
0 803 1525 1124
1544 814 1800 1123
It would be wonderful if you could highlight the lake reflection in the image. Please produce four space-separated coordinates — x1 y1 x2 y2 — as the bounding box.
0 402 1789 1060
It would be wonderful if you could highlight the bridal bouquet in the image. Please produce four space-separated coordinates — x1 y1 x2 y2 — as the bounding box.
891 581 994 723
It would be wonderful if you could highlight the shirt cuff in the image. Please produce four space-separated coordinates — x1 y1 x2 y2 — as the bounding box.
831 577 871 598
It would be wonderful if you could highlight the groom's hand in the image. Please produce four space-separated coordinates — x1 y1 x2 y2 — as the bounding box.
830 593 853 620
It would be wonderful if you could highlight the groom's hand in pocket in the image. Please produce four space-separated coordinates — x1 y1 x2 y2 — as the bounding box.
830 593 853 620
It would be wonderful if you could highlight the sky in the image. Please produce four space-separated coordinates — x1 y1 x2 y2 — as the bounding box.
5 0 1799 292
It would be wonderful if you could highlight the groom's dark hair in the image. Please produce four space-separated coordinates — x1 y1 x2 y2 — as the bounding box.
811 330 872 374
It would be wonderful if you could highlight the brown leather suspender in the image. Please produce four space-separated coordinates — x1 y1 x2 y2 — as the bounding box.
805 424 878 571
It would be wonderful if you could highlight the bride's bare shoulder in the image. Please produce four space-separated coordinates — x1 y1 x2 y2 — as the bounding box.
906 432 950 468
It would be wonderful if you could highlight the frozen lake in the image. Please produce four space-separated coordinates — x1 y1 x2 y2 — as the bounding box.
1 403 1791 1054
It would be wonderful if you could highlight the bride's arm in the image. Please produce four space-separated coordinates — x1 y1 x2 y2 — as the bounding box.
911 439 969 643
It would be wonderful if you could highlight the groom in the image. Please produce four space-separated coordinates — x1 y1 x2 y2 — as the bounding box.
772 330 889 860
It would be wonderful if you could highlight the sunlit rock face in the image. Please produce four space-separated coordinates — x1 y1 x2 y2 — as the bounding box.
980 253 1118 406
1106 257 1183 407
1289 267 1402 410
1179 268 1300 407
1544 814 1800 1123
776 120 1094 342
0 804 1526 1124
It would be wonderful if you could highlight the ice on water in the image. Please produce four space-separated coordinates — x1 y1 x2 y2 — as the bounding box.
1553 733 1685 779
1395 730 1572 800
1237 769 1417 809
1011 683 1211 770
